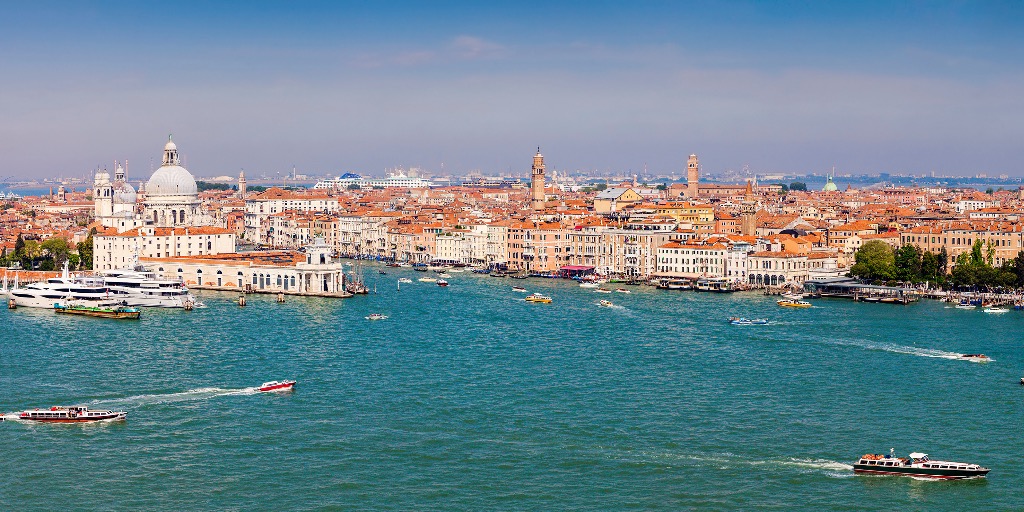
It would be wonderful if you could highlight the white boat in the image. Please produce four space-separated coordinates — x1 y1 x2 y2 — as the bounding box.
448 268 465 273
959 354 992 362
14 406 126 423
365 313 389 321
983 307 1008 314
437 272 452 278
615 288 631 294
854 451 990 479
418 277 437 283
599 299 614 307
76 267 201 308
594 288 612 294
579 282 600 289
398 278 412 283
7 263 109 308
955 302 976 309
511 286 527 292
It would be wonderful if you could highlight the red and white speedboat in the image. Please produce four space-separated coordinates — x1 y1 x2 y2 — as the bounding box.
17 406 126 423
257 380 296 392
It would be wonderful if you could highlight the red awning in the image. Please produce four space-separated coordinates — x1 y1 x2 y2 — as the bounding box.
560 265 595 271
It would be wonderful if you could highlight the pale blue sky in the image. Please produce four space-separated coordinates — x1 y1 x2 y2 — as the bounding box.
1 1 1021 179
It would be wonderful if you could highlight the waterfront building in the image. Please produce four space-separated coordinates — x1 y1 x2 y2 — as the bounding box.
244 187 340 243
146 238 346 296
144 136 213 228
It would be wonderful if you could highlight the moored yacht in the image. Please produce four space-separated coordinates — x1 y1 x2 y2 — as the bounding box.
6 263 109 308
76 267 202 308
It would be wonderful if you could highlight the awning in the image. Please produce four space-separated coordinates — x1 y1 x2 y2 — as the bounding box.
560 265 595 271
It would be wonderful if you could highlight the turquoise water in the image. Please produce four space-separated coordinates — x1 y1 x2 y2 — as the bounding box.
2 268 1022 510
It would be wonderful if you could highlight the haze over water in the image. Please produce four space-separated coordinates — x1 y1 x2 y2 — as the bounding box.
1 268 1021 509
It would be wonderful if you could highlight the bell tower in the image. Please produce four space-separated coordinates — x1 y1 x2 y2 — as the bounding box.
686 154 699 199
531 147 545 211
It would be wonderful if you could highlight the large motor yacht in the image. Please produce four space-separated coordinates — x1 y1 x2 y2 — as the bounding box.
76 267 202 308
6 263 110 308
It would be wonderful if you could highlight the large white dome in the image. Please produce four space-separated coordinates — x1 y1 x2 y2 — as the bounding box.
147 165 197 196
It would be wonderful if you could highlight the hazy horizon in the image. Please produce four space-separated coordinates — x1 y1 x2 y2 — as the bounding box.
1 1 1022 180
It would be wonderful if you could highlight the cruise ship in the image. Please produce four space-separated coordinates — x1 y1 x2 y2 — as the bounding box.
313 170 432 190
76 267 202 308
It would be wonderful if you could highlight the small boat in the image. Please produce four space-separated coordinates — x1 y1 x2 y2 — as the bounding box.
511 286 527 292
729 317 769 325
378 270 387 275
524 293 552 303
365 313 389 321
54 302 141 319
983 307 1008 314
854 450 990 479
418 277 437 283
448 268 465 273
595 288 612 294
437 279 449 287
437 272 451 279
615 288 631 294
398 278 412 283
955 302 976 310
959 354 991 362
510 273 529 280
579 282 600 289
777 299 812 308
257 380 296 392
599 299 614 307
15 406 127 423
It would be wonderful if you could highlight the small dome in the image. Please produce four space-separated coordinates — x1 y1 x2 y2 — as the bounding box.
112 180 137 204
822 176 838 192
147 165 197 197
165 138 177 151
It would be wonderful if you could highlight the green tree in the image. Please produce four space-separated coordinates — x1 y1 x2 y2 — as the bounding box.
1001 251 1024 287
14 234 25 256
920 250 942 284
77 234 94 270
347 183 361 190
41 237 71 269
893 244 922 283
21 240 41 269
985 187 994 195
776 183 789 193
850 240 896 282
789 181 807 191
595 183 608 191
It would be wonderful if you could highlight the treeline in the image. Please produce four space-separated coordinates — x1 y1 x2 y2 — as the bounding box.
196 181 236 192
1 232 94 271
851 239 1024 290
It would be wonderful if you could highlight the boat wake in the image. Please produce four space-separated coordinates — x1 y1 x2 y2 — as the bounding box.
624 450 853 478
89 387 259 407
830 339 968 361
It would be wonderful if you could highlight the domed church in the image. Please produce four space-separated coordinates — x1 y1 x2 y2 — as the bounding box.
142 135 204 227
94 161 139 229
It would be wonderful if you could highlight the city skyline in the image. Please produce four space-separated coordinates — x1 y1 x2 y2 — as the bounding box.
1 1 1022 179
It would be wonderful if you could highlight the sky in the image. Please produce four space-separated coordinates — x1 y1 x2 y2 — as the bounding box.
0 0 1022 180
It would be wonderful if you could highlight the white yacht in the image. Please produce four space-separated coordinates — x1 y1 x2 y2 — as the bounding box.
5 264 110 308
76 267 202 308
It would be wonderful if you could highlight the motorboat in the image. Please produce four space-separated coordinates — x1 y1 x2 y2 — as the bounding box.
955 301 975 309
6 263 110 308
437 272 452 279
437 279 449 287
615 288 631 294
854 450 990 479
729 317 769 325
595 288 612 294
983 307 1008 314
599 299 614 307
777 298 812 308
15 406 126 423
511 286 527 292
378 270 387 275
257 380 296 392
959 354 991 362
579 282 600 289
524 293 552 303
418 277 437 283
365 313 389 321
398 278 412 283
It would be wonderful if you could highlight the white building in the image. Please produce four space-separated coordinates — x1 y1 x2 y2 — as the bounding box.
93 226 236 271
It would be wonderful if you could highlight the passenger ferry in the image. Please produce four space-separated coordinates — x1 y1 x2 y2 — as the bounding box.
777 298 812 308
524 293 552 303
854 450 990 479
16 406 127 423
